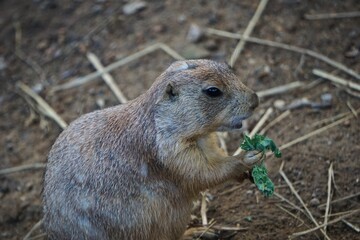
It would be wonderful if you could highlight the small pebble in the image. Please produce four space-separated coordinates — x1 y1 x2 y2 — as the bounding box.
246 190 253 195
122 1 147 15
321 93 332 105
274 99 286 109
343 120 351 127
186 23 203 43
177 14 187 24
32 83 44 93
0 56 7 71
256 65 271 78
96 98 105 109
152 24 166 33
309 197 320 207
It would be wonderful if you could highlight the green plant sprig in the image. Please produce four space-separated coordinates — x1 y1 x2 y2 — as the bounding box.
240 134 282 197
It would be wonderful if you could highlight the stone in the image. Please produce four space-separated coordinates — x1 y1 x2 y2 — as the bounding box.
309 197 320 207
186 23 203 43
122 1 147 15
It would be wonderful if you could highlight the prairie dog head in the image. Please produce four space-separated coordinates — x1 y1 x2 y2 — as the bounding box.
152 59 258 138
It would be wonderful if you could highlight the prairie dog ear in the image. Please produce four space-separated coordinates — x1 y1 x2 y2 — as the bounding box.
156 82 178 104
165 82 178 101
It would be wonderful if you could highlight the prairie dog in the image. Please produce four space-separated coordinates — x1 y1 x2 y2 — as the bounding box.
43 59 260 239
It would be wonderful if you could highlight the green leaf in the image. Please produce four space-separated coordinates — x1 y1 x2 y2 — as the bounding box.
251 164 274 197
240 134 281 197
240 134 282 159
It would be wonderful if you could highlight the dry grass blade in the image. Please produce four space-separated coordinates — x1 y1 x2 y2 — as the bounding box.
233 107 273 156
256 81 304 98
260 110 291 135
0 163 46 176
212 225 248 231
276 204 305 226
183 224 217 240
229 0 269 67
52 43 184 92
310 111 350 128
305 11 360 20
279 162 331 240
23 219 43 240
318 192 360 209
346 101 358 118
273 192 305 215
279 110 359 151
17 82 67 129
324 163 333 233
87 52 128 103
158 43 185 60
205 28 360 80
342 219 360 233
291 209 360 238
313 69 360 91
200 191 208 226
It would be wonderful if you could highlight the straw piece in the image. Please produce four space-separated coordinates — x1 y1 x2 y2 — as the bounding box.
17 82 67 129
229 0 269 67
313 69 360 91
205 28 360 80
52 43 184 92
87 52 128 103
256 81 304 98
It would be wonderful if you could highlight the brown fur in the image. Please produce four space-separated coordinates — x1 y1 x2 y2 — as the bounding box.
43 59 260 240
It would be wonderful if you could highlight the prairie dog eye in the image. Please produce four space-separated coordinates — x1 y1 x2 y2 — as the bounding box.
203 87 223 97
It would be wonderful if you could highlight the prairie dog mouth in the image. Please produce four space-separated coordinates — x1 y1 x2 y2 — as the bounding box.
217 121 243 132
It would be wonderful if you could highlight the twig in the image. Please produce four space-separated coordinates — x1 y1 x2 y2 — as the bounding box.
318 192 360 209
0 163 46 176
313 69 360 91
342 219 360 233
276 204 305 226
205 28 360 80
233 107 273 156
27 233 46 240
87 52 128 103
279 161 331 240
279 110 358 151
322 209 357 218
260 110 291 135
212 225 247 231
196 221 217 240
345 88 360 98
305 11 360 20
14 21 45 80
17 82 68 130
346 101 358 118
310 111 350 128
256 81 304 98
23 219 43 240
290 209 360 238
218 185 242 196
229 0 269 67
273 192 305 215
52 43 184 92
324 163 333 233
200 191 208 226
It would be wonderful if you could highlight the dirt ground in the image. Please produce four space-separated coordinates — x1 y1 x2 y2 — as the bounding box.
1 0 359 239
